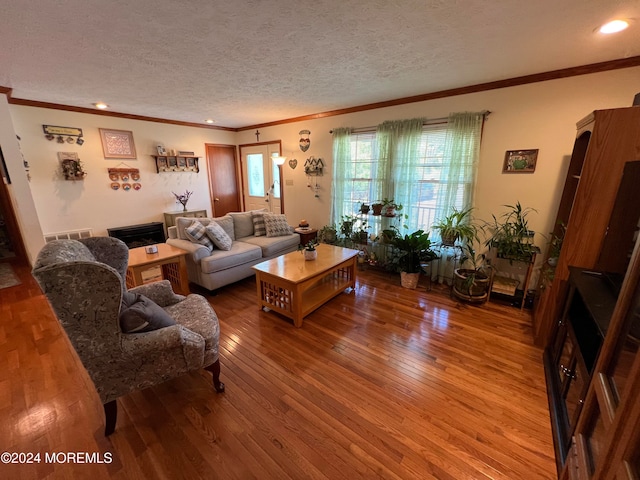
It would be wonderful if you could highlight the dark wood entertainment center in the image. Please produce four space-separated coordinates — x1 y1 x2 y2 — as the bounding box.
534 106 640 479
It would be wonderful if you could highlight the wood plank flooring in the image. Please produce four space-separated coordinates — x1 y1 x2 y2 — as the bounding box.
0 261 557 479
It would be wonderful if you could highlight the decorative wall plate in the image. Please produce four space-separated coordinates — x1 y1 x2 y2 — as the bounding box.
299 130 311 152
122 183 132 191
133 182 142 190
131 172 140 181
289 158 298 169
110 182 120 190
121 173 130 181
109 173 119 181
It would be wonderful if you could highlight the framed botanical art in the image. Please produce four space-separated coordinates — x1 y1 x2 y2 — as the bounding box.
503 149 538 173
99 128 137 159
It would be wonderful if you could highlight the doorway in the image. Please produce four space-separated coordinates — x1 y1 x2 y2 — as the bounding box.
239 142 283 213
205 144 241 217
0 147 26 262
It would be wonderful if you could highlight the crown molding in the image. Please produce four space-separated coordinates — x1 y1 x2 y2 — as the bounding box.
2 55 639 132
238 56 640 131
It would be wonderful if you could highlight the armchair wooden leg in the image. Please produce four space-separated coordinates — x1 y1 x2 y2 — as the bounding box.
205 359 225 393
104 400 117 436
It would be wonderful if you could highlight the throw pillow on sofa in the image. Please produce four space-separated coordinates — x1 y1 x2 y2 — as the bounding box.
213 215 235 241
205 222 232 250
185 220 214 251
264 214 292 237
252 211 270 237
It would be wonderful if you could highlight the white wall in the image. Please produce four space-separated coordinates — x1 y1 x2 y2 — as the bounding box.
7 105 235 260
237 67 640 248
0 96 44 263
4 66 640 264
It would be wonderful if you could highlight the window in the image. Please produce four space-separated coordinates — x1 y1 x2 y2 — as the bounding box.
331 113 483 240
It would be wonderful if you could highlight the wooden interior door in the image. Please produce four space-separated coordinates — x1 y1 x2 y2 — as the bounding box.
206 144 240 217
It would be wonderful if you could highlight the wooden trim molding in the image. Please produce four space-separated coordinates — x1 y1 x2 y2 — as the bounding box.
2 55 639 132
238 56 640 131
6 98 236 132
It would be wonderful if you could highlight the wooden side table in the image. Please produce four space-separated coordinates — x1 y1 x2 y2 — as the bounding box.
126 243 190 295
294 228 318 245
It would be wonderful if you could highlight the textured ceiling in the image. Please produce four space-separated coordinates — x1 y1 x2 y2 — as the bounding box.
1 0 639 129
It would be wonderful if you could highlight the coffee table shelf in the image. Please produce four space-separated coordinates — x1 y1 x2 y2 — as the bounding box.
252 244 359 327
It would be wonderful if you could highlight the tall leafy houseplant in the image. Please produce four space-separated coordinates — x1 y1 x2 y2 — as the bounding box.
485 202 537 262
432 206 477 246
391 230 437 289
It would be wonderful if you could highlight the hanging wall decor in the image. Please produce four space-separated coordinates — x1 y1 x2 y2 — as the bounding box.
58 152 86 180
288 158 298 169
43 125 84 145
299 130 311 152
304 156 324 175
108 164 141 190
99 128 137 159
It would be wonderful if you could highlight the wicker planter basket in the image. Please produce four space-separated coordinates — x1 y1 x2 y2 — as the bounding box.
400 272 420 289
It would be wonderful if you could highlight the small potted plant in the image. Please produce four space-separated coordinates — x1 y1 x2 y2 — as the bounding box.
391 230 437 289
371 202 384 216
359 202 370 214
380 198 402 217
299 240 318 261
452 243 491 303
432 206 477 246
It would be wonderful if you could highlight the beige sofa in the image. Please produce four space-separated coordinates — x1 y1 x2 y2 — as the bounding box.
166 211 300 291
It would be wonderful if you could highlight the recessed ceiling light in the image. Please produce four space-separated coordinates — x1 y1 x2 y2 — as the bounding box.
599 19 630 34
93 102 109 109
204 119 215 124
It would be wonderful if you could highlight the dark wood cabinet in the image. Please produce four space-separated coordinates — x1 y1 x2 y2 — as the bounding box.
533 107 640 348
540 106 640 479
545 268 617 469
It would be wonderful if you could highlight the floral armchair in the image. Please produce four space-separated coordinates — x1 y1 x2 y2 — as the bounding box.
32 237 224 436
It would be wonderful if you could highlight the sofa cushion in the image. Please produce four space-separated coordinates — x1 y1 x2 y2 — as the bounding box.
264 214 292 237
205 222 232 250
252 211 269 237
212 215 235 241
200 241 262 274
176 215 234 241
185 221 214 252
229 211 255 238
238 233 300 257
119 291 176 333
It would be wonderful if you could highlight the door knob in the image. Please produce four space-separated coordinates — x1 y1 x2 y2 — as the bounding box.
214 197 220 202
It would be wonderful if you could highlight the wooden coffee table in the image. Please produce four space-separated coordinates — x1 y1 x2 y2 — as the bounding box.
252 243 359 327
125 243 190 295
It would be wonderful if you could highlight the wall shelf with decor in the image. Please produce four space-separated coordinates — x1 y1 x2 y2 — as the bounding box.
153 155 199 173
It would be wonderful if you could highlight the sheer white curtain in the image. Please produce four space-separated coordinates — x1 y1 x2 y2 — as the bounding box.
433 112 484 282
330 127 352 226
375 118 424 235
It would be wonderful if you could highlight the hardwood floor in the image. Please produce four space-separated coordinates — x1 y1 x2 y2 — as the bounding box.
1 261 557 479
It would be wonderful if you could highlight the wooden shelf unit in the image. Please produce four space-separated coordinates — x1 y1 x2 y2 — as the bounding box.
153 155 200 173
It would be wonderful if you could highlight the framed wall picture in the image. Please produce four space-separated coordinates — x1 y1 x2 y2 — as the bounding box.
99 128 137 159
503 149 538 173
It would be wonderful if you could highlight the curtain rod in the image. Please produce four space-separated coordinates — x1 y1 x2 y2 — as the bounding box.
329 110 491 134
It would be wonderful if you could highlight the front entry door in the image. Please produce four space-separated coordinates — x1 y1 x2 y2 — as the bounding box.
206 144 240 217
239 143 282 213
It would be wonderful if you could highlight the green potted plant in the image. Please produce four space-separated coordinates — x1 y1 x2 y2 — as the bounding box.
380 198 402 217
318 224 338 244
298 240 318 261
371 202 384 216
352 217 370 244
432 206 477 246
484 202 538 262
391 230 437 289
452 243 491 303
